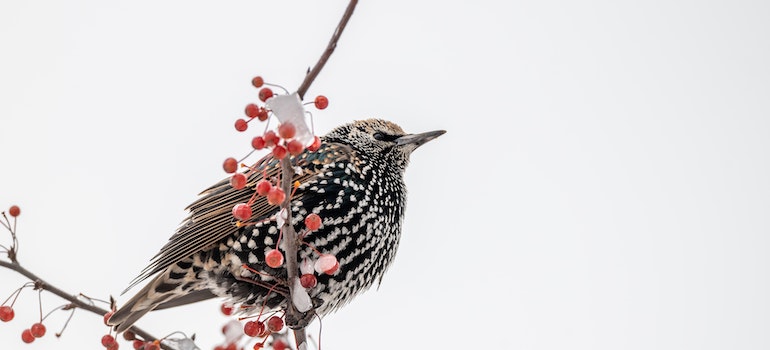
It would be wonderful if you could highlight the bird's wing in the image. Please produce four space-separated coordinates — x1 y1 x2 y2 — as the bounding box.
122 142 355 294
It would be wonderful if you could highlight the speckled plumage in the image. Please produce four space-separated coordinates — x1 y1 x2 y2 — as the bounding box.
109 119 444 332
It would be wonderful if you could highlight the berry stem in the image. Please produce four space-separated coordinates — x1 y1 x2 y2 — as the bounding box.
37 289 43 321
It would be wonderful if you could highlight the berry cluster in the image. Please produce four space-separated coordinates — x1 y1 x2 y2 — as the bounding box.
212 77 342 350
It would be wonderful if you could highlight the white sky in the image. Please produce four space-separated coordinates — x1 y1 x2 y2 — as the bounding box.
1 1 769 349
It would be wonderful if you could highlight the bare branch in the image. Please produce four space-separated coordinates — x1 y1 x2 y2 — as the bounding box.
296 0 359 100
0 259 172 349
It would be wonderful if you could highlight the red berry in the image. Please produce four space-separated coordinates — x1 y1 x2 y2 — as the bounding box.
102 334 116 347
253 342 264 350
314 95 329 110
251 136 266 150
251 76 264 88
220 303 234 316
266 187 286 206
232 203 252 221
235 119 248 132
277 123 296 139
315 254 339 275
132 340 144 350
8 205 20 217
243 320 265 337
307 136 321 152
273 339 288 350
258 88 274 102
230 173 247 190
263 131 279 147
245 103 260 118
286 139 304 156
145 342 160 350
122 330 136 341
255 180 272 196
300 273 317 288
21 329 35 343
266 316 283 332
30 322 46 338
257 107 269 121
223 157 238 174
265 249 284 268
304 213 321 231
0 305 14 322
272 144 287 159
103 311 114 326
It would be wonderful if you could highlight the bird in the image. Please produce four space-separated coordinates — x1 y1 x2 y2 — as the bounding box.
108 118 445 332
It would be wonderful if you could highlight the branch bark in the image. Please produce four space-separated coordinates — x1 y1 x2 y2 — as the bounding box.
284 2 358 348
296 0 358 101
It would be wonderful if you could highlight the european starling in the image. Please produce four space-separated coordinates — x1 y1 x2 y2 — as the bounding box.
109 118 444 332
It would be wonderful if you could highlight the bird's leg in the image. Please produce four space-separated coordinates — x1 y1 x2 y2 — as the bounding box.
284 297 323 329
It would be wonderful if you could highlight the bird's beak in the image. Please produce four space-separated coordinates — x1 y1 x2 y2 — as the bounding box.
396 130 446 148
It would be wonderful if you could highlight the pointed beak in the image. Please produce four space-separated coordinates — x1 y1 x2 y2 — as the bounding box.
396 129 446 148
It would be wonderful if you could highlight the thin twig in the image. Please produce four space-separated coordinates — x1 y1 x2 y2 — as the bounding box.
296 0 358 100
0 259 173 349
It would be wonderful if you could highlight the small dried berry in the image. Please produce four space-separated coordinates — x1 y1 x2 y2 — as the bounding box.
21 329 35 343
314 95 329 109
272 145 287 159
278 123 296 139
243 320 265 337
304 213 321 231
30 322 46 338
266 316 283 332
251 76 264 88
315 254 339 275
258 88 274 102
230 173 247 190
0 306 14 322
263 131 279 148
101 334 116 347
252 136 266 150
256 180 272 196
245 103 260 118
9 205 21 217
265 249 284 268
122 330 136 341
307 136 321 152
232 203 252 221
221 303 234 316
103 311 114 326
257 107 269 121
286 139 304 156
223 157 238 174
300 273 317 288
235 119 248 132
266 187 286 206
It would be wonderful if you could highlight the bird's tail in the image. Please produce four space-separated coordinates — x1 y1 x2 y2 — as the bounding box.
108 269 217 333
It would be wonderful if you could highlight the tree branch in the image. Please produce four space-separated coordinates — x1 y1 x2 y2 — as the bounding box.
285 2 358 349
295 0 358 100
0 259 171 349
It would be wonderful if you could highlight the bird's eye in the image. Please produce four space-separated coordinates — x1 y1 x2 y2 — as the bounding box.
373 132 398 142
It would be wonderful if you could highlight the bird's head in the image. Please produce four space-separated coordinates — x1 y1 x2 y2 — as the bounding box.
323 119 445 169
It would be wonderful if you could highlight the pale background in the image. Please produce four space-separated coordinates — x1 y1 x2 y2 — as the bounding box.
1 1 769 349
